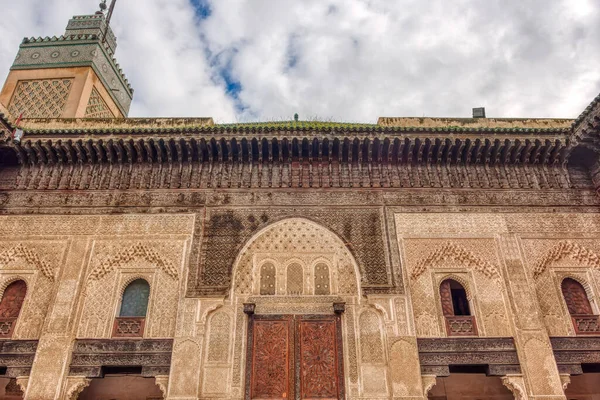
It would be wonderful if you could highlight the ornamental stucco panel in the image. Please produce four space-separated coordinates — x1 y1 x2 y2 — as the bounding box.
0 240 67 339
402 238 511 338
0 215 195 400
394 212 600 399
521 238 600 337
77 239 188 339
192 217 398 399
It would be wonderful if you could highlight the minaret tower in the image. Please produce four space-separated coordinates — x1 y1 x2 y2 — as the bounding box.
0 0 133 119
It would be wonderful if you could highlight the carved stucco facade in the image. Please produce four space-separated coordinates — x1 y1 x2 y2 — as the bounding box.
5 6 600 399
0 192 598 399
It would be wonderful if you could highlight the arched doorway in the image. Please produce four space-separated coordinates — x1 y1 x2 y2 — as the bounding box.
200 218 390 399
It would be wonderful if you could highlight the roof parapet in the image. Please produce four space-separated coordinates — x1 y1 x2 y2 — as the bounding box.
18 117 214 131
377 117 573 130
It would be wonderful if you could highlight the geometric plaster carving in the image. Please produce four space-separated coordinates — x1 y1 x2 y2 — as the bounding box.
501 375 526 400
412 242 500 280
65 376 92 400
0 243 54 280
15 376 29 394
154 375 169 397
533 240 600 278
422 375 437 396
89 243 178 281
559 374 571 391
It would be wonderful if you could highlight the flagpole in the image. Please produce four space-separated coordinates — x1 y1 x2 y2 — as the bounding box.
100 0 117 46
105 0 117 28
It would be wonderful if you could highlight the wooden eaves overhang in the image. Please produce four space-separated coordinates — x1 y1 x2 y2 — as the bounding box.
0 111 13 138
2 87 600 176
571 92 600 154
2 123 576 169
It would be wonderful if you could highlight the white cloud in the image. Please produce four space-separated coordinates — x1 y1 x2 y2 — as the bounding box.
0 0 598 122
0 0 237 121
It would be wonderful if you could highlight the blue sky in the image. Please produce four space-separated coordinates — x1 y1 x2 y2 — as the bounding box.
0 0 599 123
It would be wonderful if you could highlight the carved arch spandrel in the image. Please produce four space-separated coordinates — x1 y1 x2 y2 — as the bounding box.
89 242 179 281
0 243 55 280
411 242 500 281
421 375 437 397
533 240 600 278
154 375 169 398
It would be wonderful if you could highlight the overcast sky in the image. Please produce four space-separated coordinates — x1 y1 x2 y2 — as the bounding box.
0 0 598 123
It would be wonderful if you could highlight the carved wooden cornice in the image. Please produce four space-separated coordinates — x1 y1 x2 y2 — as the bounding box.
550 336 600 375
571 92 600 154
0 109 14 139
69 338 173 377
417 337 521 376
0 340 38 377
7 131 571 169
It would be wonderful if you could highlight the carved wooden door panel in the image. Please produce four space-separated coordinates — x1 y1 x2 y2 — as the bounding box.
296 316 344 400
246 314 344 400
248 316 294 399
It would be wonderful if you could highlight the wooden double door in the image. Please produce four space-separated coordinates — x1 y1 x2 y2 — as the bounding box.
245 314 345 400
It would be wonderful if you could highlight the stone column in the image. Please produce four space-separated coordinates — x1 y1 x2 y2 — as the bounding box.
165 297 203 400
499 235 566 400
381 293 428 400
389 337 427 399
25 239 90 400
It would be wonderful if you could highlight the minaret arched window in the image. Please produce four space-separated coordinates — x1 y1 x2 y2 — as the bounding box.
561 278 600 335
440 279 477 336
0 280 27 338
113 279 150 338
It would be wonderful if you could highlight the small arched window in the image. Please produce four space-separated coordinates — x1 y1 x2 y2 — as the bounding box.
119 279 150 317
0 280 27 338
440 279 470 316
314 263 330 295
561 278 600 335
259 263 276 295
561 278 593 315
440 279 477 336
113 279 150 338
